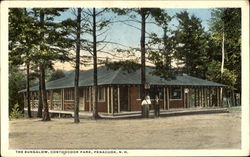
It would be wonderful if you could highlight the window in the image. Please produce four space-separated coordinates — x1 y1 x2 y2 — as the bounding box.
170 87 182 100
98 87 105 102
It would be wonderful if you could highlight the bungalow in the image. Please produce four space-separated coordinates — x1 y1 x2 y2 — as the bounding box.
19 66 226 114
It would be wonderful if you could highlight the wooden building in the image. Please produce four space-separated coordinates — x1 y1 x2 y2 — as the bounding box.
20 66 226 114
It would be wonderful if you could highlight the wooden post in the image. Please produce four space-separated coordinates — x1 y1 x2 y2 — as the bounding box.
188 88 190 108
61 89 64 111
219 87 223 107
194 88 197 107
208 87 211 107
199 88 201 107
201 87 203 107
201 88 203 107
205 88 207 107
183 87 186 108
82 88 86 111
216 87 219 107
31 92 35 109
118 86 120 113
128 86 131 111
111 87 113 114
107 86 110 113
89 87 92 112
50 90 53 110
166 87 170 110
203 87 205 107
163 87 166 110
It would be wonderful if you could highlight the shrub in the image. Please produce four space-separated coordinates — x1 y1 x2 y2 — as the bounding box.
10 104 24 119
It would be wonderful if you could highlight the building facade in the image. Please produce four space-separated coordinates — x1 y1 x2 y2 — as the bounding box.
20 66 226 114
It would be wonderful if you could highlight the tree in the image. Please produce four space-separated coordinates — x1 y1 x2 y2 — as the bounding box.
173 11 208 78
48 69 65 81
76 8 112 119
74 8 82 123
208 8 241 106
147 10 176 79
112 8 162 100
61 9 85 123
30 8 72 121
209 8 241 92
9 65 26 116
9 8 38 118
92 8 98 119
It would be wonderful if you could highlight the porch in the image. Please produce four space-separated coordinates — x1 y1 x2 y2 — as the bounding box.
24 107 229 119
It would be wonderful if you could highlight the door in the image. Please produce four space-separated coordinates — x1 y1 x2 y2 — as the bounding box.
120 86 129 111
79 88 85 111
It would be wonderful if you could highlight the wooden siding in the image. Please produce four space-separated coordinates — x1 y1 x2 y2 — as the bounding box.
169 100 184 108
84 87 108 112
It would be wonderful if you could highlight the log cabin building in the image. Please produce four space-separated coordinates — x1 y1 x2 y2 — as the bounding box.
20 66 226 114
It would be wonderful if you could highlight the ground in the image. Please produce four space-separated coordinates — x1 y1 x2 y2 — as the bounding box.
9 110 241 149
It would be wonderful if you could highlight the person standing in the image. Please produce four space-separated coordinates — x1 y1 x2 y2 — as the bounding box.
154 94 160 117
141 95 151 118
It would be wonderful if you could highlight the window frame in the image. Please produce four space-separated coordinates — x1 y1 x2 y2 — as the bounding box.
98 87 105 102
170 87 182 100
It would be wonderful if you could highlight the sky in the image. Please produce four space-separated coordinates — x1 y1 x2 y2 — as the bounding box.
53 8 213 70
109 9 212 49
57 8 212 49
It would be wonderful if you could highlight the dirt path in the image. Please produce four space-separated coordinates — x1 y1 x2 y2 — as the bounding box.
9 111 241 149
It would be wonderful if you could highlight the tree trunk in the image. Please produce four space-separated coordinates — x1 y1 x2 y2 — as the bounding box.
221 31 225 74
140 8 146 100
40 64 50 121
24 8 32 118
92 8 99 119
163 27 171 70
26 62 32 118
220 31 225 108
74 8 81 123
37 76 43 117
39 10 50 121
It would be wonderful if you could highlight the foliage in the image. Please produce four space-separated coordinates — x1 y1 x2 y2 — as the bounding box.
9 8 73 69
9 104 24 119
9 65 26 116
105 60 140 73
48 69 65 81
9 8 37 65
205 60 237 90
209 8 241 92
147 9 176 79
173 11 209 78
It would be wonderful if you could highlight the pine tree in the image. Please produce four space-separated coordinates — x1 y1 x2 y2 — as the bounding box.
112 8 162 100
147 9 175 79
9 8 37 118
174 11 208 78
30 8 72 121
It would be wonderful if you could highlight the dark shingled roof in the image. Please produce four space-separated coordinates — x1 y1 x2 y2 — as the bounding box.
19 66 226 93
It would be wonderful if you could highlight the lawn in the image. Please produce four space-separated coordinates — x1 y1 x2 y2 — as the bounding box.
9 111 241 149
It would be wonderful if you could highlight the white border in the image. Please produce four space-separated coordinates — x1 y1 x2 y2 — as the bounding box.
1 0 249 156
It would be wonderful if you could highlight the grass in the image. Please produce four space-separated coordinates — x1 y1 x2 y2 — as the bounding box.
226 106 241 112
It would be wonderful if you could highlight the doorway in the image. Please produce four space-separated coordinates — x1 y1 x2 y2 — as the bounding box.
119 86 129 111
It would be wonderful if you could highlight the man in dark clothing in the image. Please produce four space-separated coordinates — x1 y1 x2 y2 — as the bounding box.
154 95 160 117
